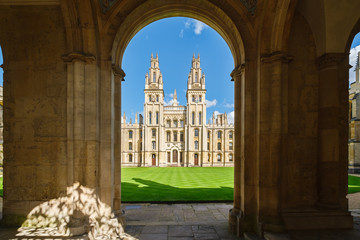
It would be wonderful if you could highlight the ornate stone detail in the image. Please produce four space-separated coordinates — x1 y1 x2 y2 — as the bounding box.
230 64 245 79
261 51 293 64
112 65 126 80
317 53 347 70
240 0 257 15
99 0 118 13
62 52 96 63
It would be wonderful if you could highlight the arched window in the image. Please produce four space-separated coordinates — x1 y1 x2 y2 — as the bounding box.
195 73 198 82
192 112 195 125
217 154 221 162
229 142 233 150
195 140 199 150
149 111 152 124
199 112 202 125
129 154 133 162
129 131 133 139
194 129 199 137
149 95 152 102
152 128 156 138
218 131 222 139
173 131 177 141
156 111 159 124
180 131 184 141
129 142 132 150
156 95 159 102
166 131 170 141
166 120 171 127
153 72 156 82
152 141 156 150
229 131 233 139
229 154 233 162
173 119 178 127
217 142 221 150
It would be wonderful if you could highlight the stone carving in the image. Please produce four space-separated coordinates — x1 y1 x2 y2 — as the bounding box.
99 0 118 13
240 0 257 15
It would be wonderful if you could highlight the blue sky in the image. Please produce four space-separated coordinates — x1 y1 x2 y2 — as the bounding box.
122 17 234 124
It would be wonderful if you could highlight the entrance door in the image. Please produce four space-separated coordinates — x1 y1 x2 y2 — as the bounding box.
194 154 198 166
152 154 156 166
173 150 178 163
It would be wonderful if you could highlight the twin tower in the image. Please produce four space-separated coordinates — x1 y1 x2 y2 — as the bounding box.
121 54 234 167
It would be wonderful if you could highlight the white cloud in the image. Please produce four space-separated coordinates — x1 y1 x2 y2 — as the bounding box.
206 99 217 108
213 110 221 117
224 103 234 108
228 111 234 124
164 99 174 106
166 93 174 98
179 29 184 38
193 20 207 35
350 45 360 84
184 19 191 29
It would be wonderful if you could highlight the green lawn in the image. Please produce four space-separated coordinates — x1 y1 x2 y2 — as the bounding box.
121 167 234 202
348 175 360 194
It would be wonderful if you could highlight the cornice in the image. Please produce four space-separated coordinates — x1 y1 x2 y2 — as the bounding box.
62 52 96 64
112 65 126 80
317 53 347 70
261 51 293 64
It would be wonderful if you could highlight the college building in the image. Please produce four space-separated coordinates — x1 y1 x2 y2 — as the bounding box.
121 54 234 167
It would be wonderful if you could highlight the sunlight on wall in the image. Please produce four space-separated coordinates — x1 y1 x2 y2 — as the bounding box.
15 182 134 239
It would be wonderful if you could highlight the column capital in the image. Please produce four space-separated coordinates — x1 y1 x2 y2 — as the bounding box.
231 64 245 79
0 64 7 71
112 65 126 80
62 52 96 63
317 53 347 70
261 51 293 63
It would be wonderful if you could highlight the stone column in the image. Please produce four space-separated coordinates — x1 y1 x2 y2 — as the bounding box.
112 65 125 217
316 53 350 211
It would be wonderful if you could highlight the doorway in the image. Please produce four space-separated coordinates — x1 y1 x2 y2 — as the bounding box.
152 154 156 166
194 153 198 166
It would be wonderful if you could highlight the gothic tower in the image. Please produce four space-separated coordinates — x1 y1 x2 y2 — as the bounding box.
185 54 207 166
143 53 164 166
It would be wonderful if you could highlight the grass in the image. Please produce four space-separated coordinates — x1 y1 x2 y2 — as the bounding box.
348 175 360 194
121 167 234 202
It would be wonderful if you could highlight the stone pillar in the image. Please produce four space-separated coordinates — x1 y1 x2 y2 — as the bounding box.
112 65 125 218
317 53 350 211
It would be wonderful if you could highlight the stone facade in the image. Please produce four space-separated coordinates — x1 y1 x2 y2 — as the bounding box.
121 54 234 167
349 51 360 173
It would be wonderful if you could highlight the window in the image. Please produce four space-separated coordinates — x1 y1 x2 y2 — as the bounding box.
156 112 159 124
192 95 195 102
195 129 199 137
207 142 210 150
208 131 210 138
173 131 177 141
229 131 233 139
199 112 202 125
229 154 233 162
152 141 156 150
195 74 198 82
218 142 221 150
195 140 199 150
140 130 142 138
180 132 184 142
153 72 156 82
173 120 178 127
129 154 132 162
152 129 156 138
192 112 195 125
149 95 151 102
140 142 142 150
217 154 221 162
156 95 159 102
180 120 184 127
229 142 233 150
180 152 183 163
218 131 222 139
129 142 132 150
167 152 171 163
167 131 170 141
167 120 171 127
149 112 152 124
199 95 202 102
129 131 133 139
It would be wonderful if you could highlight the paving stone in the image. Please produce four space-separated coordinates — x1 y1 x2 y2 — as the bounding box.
168 237 195 240
139 233 168 240
194 232 220 239
125 225 143 237
142 225 168 234
169 225 194 237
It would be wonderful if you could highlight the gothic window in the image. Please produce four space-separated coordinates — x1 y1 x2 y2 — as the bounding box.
149 95 151 102
173 131 177 141
167 131 170 142
195 129 199 137
156 112 159 124
217 154 221 162
152 129 156 138
149 112 152 124
229 142 233 150
166 120 171 127
195 74 198 82
152 141 156 150
229 131 233 139
195 140 199 150
199 112 202 125
180 132 184 142
218 131 222 139
217 142 221 150
180 120 184 127
208 131 210 138
129 154 132 162
140 142 142 150
129 131 133 139
173 120 178 127
140 130 142 138
192 95 195 102
229 154 233 162
167 152 171 163
129 142 132 150
153 72 156 82
156 95 159 102
199 95 202 102
207 142 210 150
192 112 195 125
